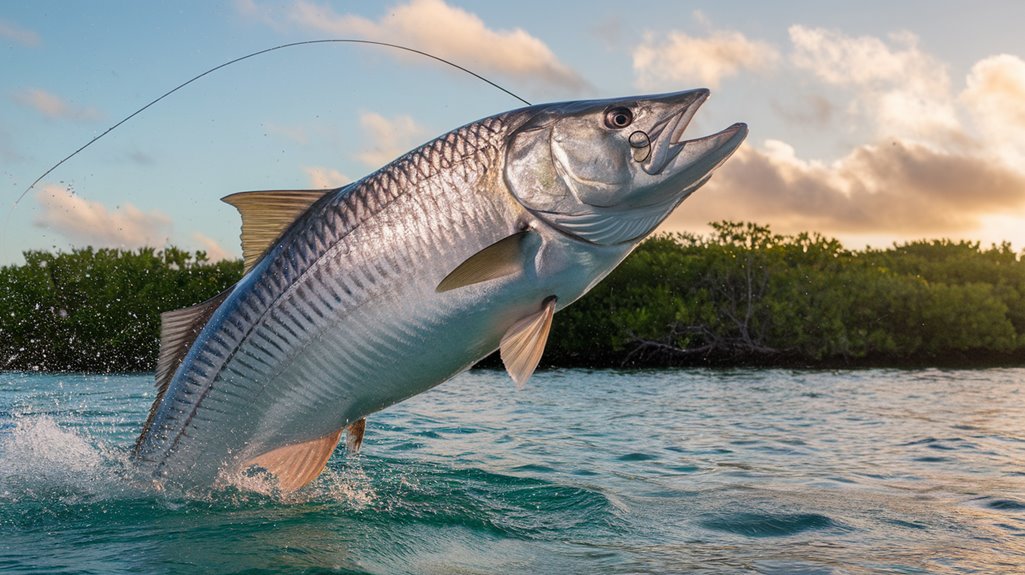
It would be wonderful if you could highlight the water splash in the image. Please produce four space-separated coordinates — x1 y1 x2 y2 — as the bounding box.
217 459 378 507
0 414 378 510
0 415 130 504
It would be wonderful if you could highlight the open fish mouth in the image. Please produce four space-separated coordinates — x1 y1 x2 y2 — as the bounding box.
605 120 747 224
639 90 747 182
642 89 709 176
630 118 747 211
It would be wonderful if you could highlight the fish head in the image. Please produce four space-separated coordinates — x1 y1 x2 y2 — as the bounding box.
504 89 747 245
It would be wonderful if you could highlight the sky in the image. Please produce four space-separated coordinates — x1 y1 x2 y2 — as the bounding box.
2 0 1024 263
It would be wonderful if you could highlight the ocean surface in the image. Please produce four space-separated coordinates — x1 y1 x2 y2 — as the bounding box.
1 368 1024 574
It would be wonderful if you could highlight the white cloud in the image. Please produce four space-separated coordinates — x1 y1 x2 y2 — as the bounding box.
633 29 779 89
192 232 233 262
34 186 172 248
782 28 1025 169
271 0 585 92
961 54 1025 167
663 137 1025 241
788 26 959 144
304 166 349 188
234 0 284 30
655 28 1025 247
789 27 929 86
0 19 40 47
355 111 426 167
13 88 100 121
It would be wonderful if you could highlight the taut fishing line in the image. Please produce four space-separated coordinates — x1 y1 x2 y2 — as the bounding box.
4 39 531 250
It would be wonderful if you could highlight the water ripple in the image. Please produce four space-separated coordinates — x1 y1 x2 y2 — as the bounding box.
698 511 840 537
3 368 1025 573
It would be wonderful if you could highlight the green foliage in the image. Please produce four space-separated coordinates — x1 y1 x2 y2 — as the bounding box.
549 222 1025 367
0 247 242 372
2 222 1024 373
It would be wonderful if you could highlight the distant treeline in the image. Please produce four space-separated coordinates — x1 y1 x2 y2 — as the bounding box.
2 221 1024 372
0 247 241 372
548 222 1025 368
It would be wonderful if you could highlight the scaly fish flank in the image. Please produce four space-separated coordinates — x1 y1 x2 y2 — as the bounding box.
134 89 748 493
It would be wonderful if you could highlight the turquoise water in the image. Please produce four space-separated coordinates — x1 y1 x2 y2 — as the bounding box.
2 368 1024 574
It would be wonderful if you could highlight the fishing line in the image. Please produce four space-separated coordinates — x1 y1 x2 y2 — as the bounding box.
10 38 532 210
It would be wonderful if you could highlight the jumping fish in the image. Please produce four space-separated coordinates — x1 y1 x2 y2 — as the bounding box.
134 89 747 492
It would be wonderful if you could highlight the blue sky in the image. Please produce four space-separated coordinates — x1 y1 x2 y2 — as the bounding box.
2 1 1024 263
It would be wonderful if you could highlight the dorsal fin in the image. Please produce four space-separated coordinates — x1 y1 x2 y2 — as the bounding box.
244 428 344 493
500 297 557 388
221 189 333 273
135 287 233 453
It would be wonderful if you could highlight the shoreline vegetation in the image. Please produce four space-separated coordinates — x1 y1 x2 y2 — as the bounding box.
2 221 1023 373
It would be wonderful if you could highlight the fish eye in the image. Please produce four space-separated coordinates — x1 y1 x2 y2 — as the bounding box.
604 107 633 129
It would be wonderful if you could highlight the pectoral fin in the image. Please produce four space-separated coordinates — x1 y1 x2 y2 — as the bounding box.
244 429 343 493
345 418 366 453
436 230 530 292
500 297 557 388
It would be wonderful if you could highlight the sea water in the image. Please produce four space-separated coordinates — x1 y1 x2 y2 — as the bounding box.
1 368 1024 574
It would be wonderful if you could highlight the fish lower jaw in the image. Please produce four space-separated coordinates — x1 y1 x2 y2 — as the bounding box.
544 201 679 246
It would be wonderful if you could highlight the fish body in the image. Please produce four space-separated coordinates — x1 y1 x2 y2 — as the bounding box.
134 89 747 491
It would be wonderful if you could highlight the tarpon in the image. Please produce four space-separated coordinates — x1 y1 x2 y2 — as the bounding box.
134 89 747 492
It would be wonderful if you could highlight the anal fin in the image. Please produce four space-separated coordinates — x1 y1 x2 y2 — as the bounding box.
244 429 343 493
345 418 366 453
500 297 557 388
